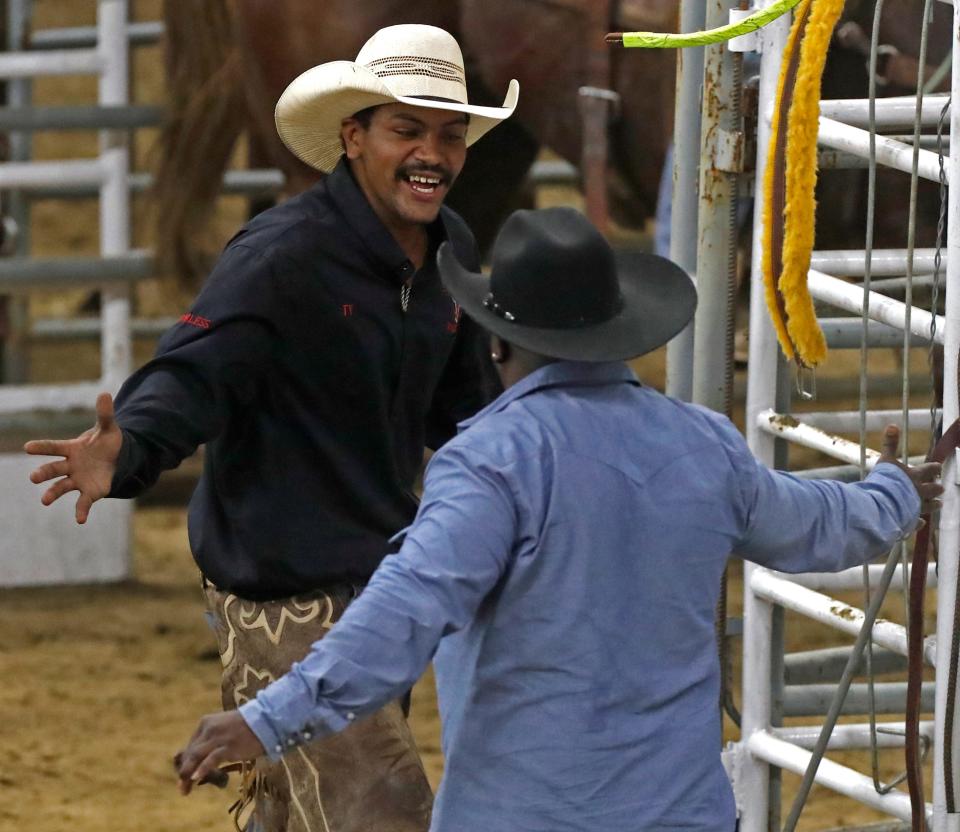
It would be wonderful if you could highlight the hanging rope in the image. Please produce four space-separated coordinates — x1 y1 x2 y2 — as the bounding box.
761 0 845 369
606 0 802 48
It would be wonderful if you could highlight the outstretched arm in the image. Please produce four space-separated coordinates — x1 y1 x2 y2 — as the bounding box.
737 425 942 572
25 244 279 520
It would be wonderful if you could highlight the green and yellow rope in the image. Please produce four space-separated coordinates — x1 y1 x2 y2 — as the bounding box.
606 0 803 49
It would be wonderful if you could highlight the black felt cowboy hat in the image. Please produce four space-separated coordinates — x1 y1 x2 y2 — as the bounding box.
437 207 697 362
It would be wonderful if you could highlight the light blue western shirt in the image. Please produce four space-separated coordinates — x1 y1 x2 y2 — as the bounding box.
240 361 919 831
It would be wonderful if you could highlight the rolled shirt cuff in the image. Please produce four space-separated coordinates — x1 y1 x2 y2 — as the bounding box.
868 461 922 537
238 671 358 761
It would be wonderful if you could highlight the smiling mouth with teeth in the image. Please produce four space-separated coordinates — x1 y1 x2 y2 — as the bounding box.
403 171 446 195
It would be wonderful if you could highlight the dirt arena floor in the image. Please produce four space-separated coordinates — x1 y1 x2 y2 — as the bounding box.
0 1 942 830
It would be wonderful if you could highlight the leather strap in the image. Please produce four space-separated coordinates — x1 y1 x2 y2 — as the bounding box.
906 419 960 831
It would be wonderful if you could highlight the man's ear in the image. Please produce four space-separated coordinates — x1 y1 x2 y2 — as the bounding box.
490 334 510 364
341 118 363 160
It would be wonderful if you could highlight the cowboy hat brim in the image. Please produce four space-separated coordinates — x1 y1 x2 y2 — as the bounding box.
438 243 698 362
275 61 519 174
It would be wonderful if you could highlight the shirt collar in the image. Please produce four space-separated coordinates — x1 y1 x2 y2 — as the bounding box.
458 360 640 432
325 157 452 284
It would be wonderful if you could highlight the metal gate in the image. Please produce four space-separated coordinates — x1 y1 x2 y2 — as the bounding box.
698 0 960 828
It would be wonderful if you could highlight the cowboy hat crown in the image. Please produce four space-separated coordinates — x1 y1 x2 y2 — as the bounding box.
438 207 697 362
275 24 519 174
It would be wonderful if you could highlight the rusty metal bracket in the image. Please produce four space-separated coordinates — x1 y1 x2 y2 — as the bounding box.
577 85 622 118
713 127 746 173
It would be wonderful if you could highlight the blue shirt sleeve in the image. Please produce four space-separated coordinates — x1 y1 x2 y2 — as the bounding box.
712 418 921 572
239 441 517 759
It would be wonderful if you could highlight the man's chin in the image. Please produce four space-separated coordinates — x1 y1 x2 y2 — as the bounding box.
399 202 443 227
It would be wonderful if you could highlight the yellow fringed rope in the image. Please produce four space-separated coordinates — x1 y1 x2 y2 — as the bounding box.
762 0 844 368
762 0 812 364
780 0 845 367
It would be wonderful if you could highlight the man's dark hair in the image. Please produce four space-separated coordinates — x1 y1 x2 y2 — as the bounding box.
349 104 470 129
351 105 380 129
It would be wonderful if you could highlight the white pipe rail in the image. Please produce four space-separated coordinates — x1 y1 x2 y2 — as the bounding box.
808 268 945 345
0 381 104 414
818 116 948 184
747 731 929 823
757 409 881 467
789 562 937 592
0 48 101 78
772 721 934 751
798 408 939 432
810 248 942 276
819 94 950 129
0 159 105 189
749 568 937 667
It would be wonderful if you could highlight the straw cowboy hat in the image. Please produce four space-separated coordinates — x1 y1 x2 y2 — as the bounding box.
275 24 520 174
438 207 697 362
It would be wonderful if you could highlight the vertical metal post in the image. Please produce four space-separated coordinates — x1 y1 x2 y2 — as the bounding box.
931 5 960 829
741 4 792 830
665 0 706 402
3 0 32 384
691 0 743 414
579 0 611 234
97 0 131 390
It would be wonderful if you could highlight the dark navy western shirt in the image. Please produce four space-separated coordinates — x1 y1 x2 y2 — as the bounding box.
110 160 498 599
241 361 920 831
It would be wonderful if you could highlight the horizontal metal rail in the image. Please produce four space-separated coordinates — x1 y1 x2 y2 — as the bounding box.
749 568 936 666
757 409 881 467
27 168 286 199
771 721 933 750
786 562 936 592
29 21 164 49
818 116 948 184
821 317 932 348
808 269 945 345
0 159 105 189
784 644 907 684
819 94 950 129
0 48 101 78
747 731 927 823
811 249 943 276
783 682 934 717
0 252 153 291
31 315 175 340
797 408 938 432
0 105 163 131
0 381 103 415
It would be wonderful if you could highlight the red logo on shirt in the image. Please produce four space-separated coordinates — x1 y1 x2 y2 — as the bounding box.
342 304 354 317
446 302 461 334
179 313 211 329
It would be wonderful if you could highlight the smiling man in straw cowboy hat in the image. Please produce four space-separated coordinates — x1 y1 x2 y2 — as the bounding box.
26 24 516 832
176 207 940 831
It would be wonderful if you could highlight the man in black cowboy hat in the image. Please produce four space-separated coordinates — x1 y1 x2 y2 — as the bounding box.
175 207 941 831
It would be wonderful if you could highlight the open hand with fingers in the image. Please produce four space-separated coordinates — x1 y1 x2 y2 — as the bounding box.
878 424 944 516
175 710 264 796
24 392 122 524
